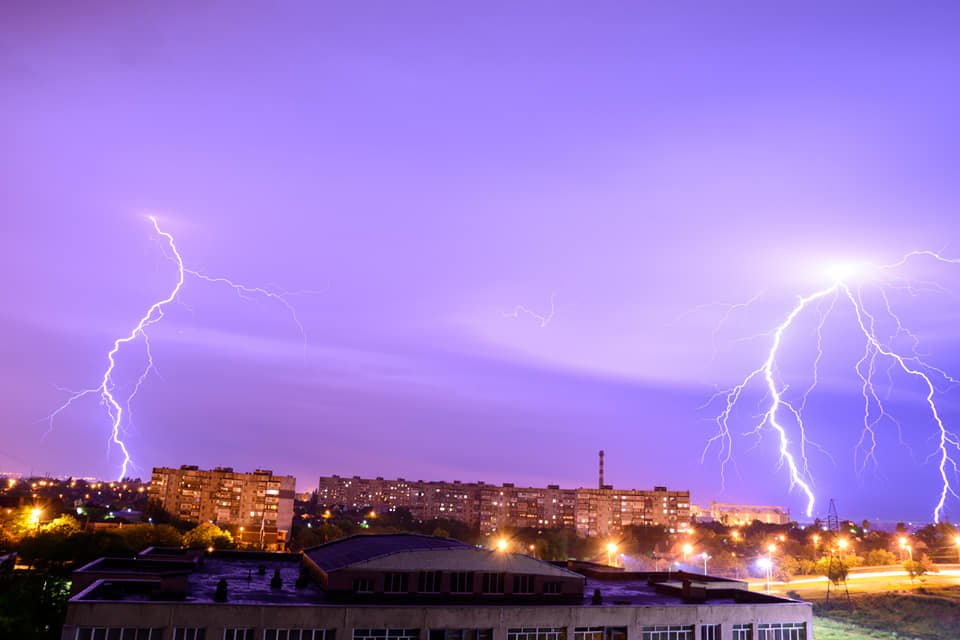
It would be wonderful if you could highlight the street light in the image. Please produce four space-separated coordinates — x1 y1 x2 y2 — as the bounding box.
898 536 909 561
757 557 773 592
700 552 710 575
496 538 508 552
682 543 693 562
30 508 42 531
837 538 849 561
954 536 960 564
606 542 618 567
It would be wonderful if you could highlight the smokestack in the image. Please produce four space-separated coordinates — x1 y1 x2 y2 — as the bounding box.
599 450 604 489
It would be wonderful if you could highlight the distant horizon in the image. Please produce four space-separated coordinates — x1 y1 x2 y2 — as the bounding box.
1 463 940 527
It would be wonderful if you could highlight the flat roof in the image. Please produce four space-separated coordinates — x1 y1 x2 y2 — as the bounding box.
74 556 799 608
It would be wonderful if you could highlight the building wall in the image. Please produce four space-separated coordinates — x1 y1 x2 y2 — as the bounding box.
317 477 690 538
149 466 296 549
707 502 791 526
62 600 813 640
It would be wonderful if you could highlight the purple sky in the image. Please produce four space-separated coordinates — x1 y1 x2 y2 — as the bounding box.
4 3 960 522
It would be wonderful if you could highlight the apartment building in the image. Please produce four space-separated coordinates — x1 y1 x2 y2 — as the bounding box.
317 476 689 538
149 466 296 549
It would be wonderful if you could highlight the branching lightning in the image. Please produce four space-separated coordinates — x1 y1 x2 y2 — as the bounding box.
502 293 556 327
45 216 308 480
704 252 960 522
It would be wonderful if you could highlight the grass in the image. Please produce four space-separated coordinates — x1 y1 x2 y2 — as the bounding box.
813 617 903 640
804 584 960 639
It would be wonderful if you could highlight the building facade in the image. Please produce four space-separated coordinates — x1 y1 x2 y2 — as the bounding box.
62 534 813 640
317 477 690 537
149 466 296 549
698 503 792 526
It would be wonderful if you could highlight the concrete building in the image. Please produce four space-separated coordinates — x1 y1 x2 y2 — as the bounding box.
317 477 690 538
150 466 296 549
697 503 792 527
62 534 813 640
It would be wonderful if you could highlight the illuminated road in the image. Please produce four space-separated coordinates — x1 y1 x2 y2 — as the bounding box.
745 565 960 595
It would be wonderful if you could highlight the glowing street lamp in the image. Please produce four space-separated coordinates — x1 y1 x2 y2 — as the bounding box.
30 508 42 530
700 552 710 575
682 543 693 562
731 530 740 542
757 557 773 593
496 538 508 552
954 536 960 564
837 538 849 561
606 542 618 567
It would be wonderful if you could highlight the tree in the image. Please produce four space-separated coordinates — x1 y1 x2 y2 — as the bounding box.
816 556 848 586
904 558 929 582
182 523 233 549
318 524 345 544
864 549 897 567
42 515 82 536
116 524 182 551
290 526 323 551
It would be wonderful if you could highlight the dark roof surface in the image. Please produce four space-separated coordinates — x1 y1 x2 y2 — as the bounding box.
305 534 470 572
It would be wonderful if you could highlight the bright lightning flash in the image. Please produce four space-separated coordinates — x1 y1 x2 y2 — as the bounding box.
45 216 307 480
705 251 960 522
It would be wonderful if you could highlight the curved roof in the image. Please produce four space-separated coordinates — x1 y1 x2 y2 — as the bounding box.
305 534 470 572
347 548 583 579
304 534 582 580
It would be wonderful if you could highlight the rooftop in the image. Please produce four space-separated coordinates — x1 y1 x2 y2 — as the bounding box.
77 553 321 605
304 534 470 572
74 556 797 609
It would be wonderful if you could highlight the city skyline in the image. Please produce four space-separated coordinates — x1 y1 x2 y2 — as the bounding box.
5 3 960 522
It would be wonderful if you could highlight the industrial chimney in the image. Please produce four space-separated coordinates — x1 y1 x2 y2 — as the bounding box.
598 450 604 489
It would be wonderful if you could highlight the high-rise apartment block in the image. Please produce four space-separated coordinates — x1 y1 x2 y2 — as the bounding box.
317 476 689 537
149 466 296 549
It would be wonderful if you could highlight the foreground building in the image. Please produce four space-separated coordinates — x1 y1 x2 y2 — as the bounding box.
63 534 812 640
317 477 690 537
149 466 296 549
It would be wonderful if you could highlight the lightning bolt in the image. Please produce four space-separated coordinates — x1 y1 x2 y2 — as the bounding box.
45 216 309 480
502 293 556 327
705 252 960 522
